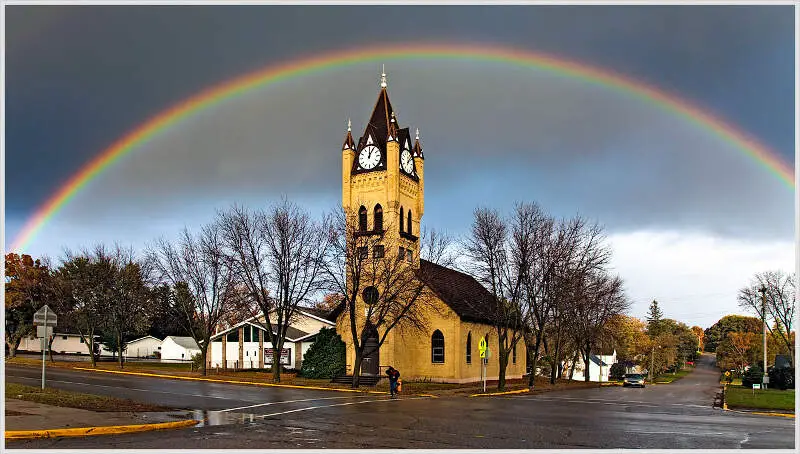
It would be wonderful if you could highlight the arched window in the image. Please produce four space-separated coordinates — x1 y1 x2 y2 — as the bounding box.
374 204 383 231
358 206 367 232
431 330 445 363
399 207 404 233
466 332 472 364
407 210 413 235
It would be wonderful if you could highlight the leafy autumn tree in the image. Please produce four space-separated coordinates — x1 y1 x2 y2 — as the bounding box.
105 246 153 369
605 314 650 364
703 315 761 353
311 293 345 313
691 326 705 352
724 332 757 374
5 253 57 358
57 248 119 367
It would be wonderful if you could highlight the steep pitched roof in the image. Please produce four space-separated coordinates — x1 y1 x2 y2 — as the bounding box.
418 260 498 325
364 87 395 145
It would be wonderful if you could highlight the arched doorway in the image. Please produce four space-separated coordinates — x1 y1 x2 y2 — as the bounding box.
361 325 380 376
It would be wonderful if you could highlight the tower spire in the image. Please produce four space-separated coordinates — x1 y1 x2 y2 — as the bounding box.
348 118 351 132
380 64 387 88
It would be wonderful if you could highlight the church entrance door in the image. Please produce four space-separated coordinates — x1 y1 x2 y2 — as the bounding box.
361 327 380 376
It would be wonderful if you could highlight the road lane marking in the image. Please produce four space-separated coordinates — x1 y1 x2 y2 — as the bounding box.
259 396 430 418
219 395 373 412
514 395 709 408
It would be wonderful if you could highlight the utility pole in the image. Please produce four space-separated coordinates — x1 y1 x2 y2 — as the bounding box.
649 345 655 382
759 285 768 389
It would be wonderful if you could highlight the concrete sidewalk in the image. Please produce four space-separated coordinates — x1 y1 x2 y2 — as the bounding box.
5 399 194 431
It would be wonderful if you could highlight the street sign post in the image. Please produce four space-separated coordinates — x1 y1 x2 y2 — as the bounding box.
34 305 57 389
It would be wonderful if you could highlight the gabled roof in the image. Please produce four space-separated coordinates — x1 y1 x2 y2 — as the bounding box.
165 336 200 350
418 260 498 326
127 335 162 344
327 261 512 327
210 321 310 342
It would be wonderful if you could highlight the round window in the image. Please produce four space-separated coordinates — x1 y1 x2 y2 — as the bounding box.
362 286 379 305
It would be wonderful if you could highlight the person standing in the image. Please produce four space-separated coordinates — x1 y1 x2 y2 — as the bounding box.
386 366 400 398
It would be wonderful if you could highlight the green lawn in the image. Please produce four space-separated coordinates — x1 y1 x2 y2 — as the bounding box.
725 386 795 412
5 382 172 412
653 368 693 383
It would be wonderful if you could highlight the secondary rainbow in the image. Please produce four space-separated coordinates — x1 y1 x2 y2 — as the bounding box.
10 42 795 253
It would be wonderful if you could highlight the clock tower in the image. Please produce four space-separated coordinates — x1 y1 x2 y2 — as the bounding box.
342 68 425 265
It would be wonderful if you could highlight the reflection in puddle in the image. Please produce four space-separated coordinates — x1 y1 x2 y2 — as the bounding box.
192 410 261 427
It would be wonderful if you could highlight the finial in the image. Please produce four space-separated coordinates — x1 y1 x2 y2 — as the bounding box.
380 64 387 88
415 128 419 140
347 118 351 132
391 112 396 123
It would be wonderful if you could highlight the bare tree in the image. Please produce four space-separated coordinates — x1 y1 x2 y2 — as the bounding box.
463 205 531 391
570 272 628 381
218 200 330 382
149 222 237 375
320 206 451 388
737 270 796 364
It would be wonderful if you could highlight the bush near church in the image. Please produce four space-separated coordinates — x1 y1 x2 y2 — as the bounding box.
299 327 346 379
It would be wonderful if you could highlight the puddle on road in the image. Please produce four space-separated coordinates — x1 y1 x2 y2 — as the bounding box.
192 410 265 427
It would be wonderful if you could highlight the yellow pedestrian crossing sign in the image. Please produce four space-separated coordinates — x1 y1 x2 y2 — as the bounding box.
479 338 487 358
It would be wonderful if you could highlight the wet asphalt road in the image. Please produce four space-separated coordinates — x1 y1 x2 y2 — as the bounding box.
5 354 796 449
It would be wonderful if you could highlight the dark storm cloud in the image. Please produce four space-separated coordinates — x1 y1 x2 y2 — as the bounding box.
18 62 790 248
5 5 794 228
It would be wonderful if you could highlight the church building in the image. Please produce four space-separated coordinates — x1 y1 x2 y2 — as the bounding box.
334 70 527 383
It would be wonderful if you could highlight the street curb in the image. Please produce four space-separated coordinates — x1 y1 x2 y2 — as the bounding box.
5 419 199 440
72 367 388 395
469 388 530 397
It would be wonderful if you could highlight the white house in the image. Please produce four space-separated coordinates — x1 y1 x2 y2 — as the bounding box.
19 333 88 355
208 308 335 371
18 333 110 356
570 350 617 382
160 336 201 361
125 335 163 358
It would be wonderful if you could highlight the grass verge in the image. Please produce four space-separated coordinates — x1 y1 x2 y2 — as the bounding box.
725 386 795 412
653 367 693 383
6 382 172 412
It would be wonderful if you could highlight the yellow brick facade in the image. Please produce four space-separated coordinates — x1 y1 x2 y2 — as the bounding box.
336 80 526 383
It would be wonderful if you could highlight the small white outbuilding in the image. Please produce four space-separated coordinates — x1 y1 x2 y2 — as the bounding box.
160 336 201 361
125 335 163 358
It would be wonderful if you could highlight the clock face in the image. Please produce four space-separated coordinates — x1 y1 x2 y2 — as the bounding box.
359 145 381 170
400 149 414 174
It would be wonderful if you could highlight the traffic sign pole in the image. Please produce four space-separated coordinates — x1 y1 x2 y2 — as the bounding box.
41 306 47 389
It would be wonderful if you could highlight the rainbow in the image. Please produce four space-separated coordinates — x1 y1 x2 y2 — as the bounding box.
10 42 795 253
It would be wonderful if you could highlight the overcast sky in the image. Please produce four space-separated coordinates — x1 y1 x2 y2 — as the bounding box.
4 5 796 328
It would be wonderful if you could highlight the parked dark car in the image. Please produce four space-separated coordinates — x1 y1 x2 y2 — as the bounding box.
623 373 646 388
